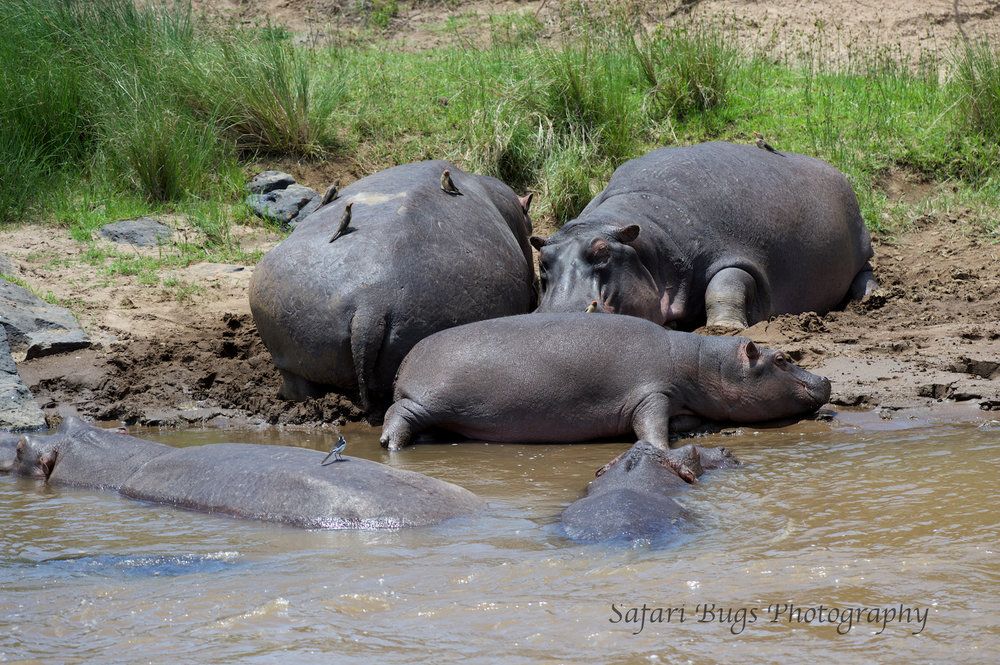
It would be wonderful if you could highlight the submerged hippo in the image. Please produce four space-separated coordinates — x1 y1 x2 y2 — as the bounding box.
5 417 484 529
249 160 536 411
380 313 830 450
531 142 878 329
562 440 740 543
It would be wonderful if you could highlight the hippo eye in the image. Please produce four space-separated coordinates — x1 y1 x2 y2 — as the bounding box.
774 354 788 369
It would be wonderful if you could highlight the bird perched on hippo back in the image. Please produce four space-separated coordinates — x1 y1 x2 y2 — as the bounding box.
249 160 536 412
531 141 878 329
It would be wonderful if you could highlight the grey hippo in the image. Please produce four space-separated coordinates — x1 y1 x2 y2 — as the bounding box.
3 417 484 529
562 440 741 543
380 313 831 450
249 160 536 411
531 142 878 329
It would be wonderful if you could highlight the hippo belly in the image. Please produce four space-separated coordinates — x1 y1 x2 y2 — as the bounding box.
249 160 536 411
381 313 831 450
531 142 877 329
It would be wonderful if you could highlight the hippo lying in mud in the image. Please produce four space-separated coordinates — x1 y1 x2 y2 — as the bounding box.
562 441 740 543
531 142 878 329
3 417 484 529
249 160 536 411
380 313 831 450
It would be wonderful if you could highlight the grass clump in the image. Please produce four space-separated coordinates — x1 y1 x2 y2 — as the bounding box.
953 39 1000 140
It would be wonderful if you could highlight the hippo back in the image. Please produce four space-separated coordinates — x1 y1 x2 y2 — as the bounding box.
537 142 873 326
249 160 535 407
120 443 486 528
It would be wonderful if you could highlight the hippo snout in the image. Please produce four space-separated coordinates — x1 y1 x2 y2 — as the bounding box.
808 375 832 408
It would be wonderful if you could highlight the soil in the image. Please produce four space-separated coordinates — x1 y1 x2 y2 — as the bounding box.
6 1 1000 431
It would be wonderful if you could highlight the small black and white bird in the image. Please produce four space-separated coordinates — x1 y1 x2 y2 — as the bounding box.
329 202 353 243
321 436 347 465
440 169 461 195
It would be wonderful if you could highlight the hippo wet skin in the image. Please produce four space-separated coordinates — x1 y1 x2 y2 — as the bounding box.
250 160 536 410
562 441 740 543
5 417 484 529
380 313 831 450
531 142 878 328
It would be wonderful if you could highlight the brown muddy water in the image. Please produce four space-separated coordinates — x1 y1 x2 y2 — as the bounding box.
1 416 998 664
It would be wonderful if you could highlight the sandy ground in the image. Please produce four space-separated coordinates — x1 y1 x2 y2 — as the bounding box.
6 0 1000 430
190 0 999 62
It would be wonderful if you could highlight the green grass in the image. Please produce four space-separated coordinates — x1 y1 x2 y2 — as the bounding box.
2 0 999 250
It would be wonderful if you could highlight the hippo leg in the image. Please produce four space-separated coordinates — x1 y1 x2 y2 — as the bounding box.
350 309 390 412
629 392 673 450
704 267 756 329
847 261 879 301
380 398 433 451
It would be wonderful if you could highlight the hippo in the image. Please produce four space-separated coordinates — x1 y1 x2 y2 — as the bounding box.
249 160 536 411
531 142 878 329
4 417 485 529
380 313 831 450
562 440 740 543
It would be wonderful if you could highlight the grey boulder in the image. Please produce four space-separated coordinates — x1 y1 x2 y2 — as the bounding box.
0 326 46 431
0 278 90 360
98 218 174 247
246 172 320 229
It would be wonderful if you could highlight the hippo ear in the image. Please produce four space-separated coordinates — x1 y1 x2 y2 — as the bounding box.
529 235 547 251
519 193 533 214
611 224 640 244
587 238 611 264
744 340 761 361
37 449 57 480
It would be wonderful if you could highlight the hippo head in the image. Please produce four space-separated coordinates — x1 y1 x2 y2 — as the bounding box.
702 338 831 423
530 224 664 322
11 433 57 480
595 440 704 486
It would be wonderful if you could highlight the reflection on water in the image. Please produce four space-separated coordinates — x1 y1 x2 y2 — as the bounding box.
1 419 998 663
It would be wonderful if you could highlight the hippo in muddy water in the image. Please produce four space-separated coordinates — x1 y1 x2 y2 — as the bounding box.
380 313 831 450
4 417 484 529
531 142 878 329
249 160 536 411
562 440 740 543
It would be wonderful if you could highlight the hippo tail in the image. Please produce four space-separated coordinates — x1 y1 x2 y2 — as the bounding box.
350 308 390 412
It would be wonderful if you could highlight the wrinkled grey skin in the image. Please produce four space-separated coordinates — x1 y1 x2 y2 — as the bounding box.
0 432 20 473
4 417 484 529
249 160 536 411
562 440 740 543
381 313 831 450
531 142 878 329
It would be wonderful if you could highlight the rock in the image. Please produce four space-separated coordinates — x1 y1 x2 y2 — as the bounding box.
98 218 174 247
247 170 296 195
0 326 46 431
0 278 91 360
0 253 18 277
246 183 320 229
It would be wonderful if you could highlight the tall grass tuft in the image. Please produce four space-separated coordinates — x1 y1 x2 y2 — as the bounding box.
540 138 598 224
182 36 344 157
644 24 737 121
953 39 1000 140
539 37 638 162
